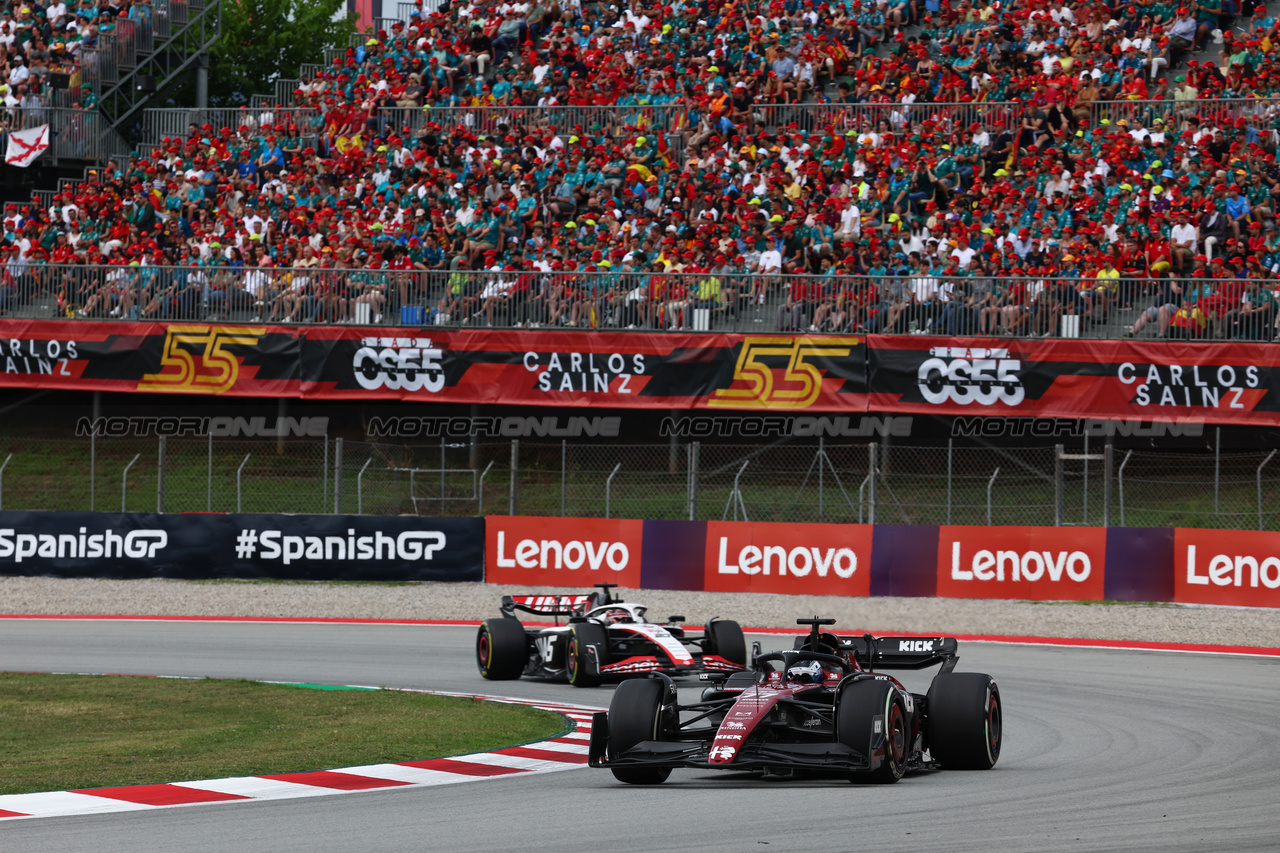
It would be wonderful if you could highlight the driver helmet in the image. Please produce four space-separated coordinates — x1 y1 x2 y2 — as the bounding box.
602 608 634 625
786 660 825 684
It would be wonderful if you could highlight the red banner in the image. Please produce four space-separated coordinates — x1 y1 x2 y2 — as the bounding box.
936 526 1108 601
485 516 644 588
0 320 868 410
702 521 873 597
1173 528 1280 607
868 336 1280 425
5 319 1280 425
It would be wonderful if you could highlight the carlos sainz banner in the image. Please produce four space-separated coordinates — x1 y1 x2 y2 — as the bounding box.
1 320 1279 423
0 320 867 410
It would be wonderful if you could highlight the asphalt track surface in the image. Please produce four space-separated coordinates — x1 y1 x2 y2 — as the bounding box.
0 619 1277 853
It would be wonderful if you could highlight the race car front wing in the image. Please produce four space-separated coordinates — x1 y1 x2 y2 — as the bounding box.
587 712 877 774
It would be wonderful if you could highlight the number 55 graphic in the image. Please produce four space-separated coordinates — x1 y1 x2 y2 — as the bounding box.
709 337 853 409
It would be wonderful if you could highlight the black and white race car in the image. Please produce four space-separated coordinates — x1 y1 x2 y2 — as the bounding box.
476 584 747 686
588 617 1001 784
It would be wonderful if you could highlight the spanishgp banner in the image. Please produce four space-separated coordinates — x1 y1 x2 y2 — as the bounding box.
0 511 484 581
867 336 1280 425
0 320 867 410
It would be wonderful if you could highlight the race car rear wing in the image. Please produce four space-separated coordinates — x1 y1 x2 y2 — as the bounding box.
843 635 959 672
501 594 594 620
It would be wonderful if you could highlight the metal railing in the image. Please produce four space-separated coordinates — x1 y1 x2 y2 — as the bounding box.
2 265 1277 342
0 434 1276 530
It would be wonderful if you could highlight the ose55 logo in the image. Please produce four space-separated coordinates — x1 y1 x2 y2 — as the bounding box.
917 346 1025 407
710 337 853 409
139 326 264 394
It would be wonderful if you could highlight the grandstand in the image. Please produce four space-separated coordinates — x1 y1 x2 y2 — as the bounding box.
3 0 1280 339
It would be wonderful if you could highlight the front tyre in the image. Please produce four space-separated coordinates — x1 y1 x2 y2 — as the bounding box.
476 618 527 680
607 678 672 785
838 680 908 784
705 619 746 666
926 672 1002 770
567 623 607 687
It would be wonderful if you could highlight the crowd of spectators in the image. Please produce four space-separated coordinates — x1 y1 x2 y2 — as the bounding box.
5 0 1280 338
0 0 139 120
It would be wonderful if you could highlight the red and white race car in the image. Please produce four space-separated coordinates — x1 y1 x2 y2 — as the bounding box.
476 584 746 686
588 617 1002 783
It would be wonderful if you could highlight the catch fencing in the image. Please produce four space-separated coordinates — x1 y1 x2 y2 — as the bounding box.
1 433 1276 531
4 265 1275 342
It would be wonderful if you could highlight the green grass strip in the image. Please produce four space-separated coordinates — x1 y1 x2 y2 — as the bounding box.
0 673 566 796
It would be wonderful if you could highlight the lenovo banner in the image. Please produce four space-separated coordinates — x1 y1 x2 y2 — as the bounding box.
0 511 483 581
703 520 872 597
867 336 1280 425
936 526 1108 601
1173 528 1280 607
485 516 645 588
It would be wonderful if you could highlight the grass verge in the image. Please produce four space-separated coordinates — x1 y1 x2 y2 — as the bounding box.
0 673 566 796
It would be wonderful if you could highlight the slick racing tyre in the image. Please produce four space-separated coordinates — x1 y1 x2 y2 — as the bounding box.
838 680 908 784
567 622 607 687
476 618 527 680
926 672 1002 770
704 619 747 666
607 678 672 785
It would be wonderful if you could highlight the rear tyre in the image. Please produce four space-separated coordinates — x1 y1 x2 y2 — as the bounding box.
566 622 607 687
926 672 1002 770
705 619 746 666
607 678 672 784
838 680 908 784
476 618 527 680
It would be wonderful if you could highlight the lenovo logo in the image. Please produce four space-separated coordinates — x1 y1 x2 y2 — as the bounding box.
716 538 857 579
494 531 630 571
1184 545 1280 589
949 542 1091 582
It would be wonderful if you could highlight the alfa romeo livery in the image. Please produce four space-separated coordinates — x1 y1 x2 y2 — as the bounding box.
475 584 746 686
589 617 1002 784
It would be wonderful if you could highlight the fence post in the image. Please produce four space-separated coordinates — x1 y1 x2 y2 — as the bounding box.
605 463 622 519
1215 427 1221 515
122 453 140 512
561 439 567 516
1103 443 1114 527
868 442 878 525
1054 444 1064 527
207 431 213 512
478 460 495 516
90 433 96 512
157 435 166 513
1118 450 1133 527
946 438 953 525
357 458 373 515
0 453 10 511
1258 450 1277 531
322 436 329 514
987 468 1000 525
688 441 700 521
1082 433 1089 524
333 437 343 514
818 435 825 520
509 439 519 515
441 436 446 516
236 453 251 513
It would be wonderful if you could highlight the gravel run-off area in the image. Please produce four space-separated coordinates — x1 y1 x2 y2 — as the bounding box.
0 578 1276 649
